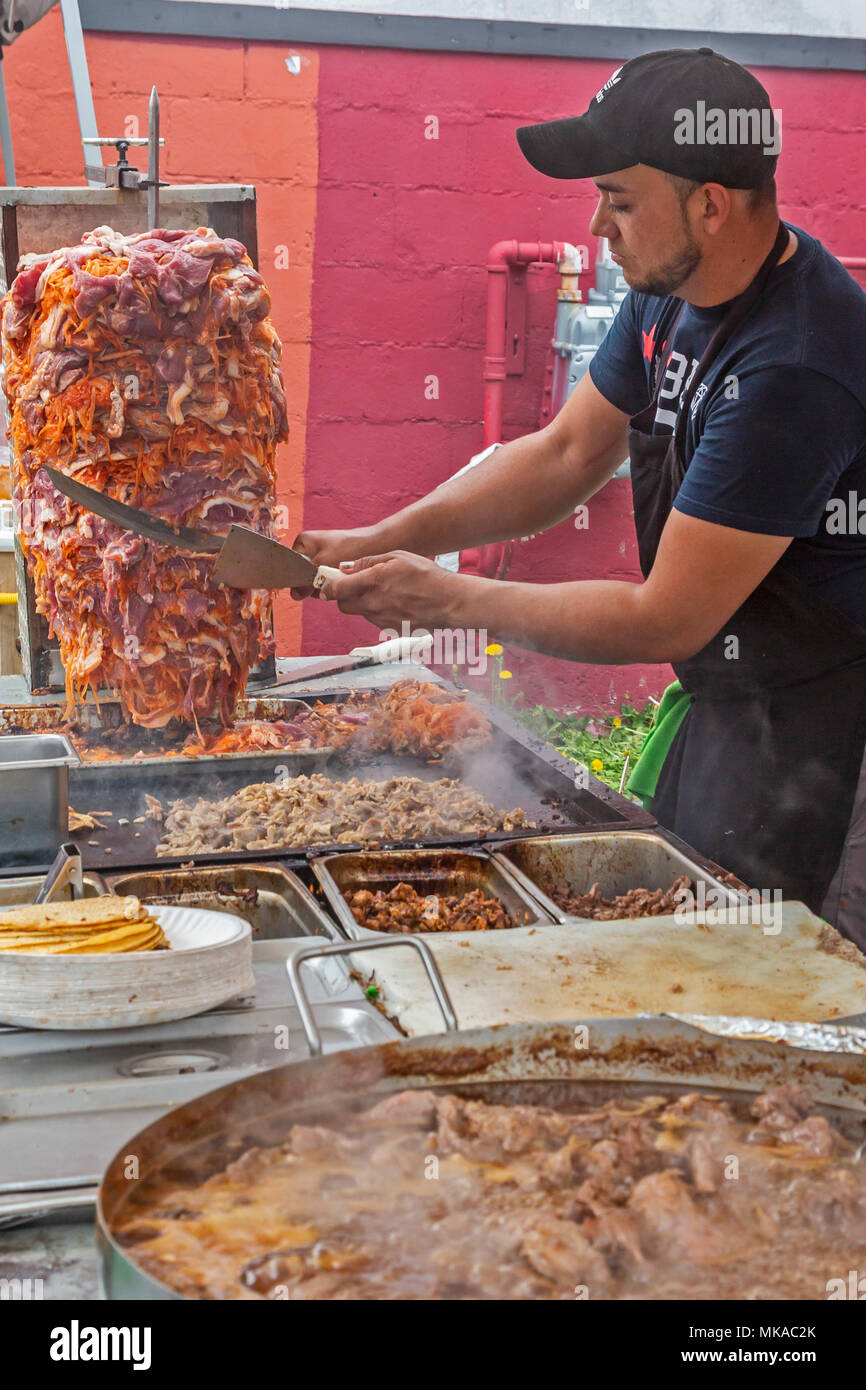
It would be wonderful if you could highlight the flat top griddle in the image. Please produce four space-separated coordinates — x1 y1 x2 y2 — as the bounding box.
56 690 653 873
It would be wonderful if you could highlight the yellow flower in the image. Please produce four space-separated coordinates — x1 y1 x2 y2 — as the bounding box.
499 669 512 679
485 643 503 656
591 758 603 772
613 716 621 728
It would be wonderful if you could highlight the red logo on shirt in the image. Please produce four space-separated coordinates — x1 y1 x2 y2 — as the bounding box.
642 324 657 362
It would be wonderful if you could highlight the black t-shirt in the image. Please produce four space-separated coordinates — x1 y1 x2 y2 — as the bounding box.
589 223 866 630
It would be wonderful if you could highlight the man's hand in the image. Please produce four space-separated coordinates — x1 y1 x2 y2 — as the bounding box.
290 526 382 599
324 551 461 630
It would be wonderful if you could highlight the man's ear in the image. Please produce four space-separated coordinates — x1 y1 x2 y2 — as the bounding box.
698 183 733 236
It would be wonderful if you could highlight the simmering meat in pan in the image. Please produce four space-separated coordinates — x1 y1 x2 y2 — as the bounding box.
115 1084 866 1300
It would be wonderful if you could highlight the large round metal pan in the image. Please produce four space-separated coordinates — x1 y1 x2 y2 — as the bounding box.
97 1015 866 1300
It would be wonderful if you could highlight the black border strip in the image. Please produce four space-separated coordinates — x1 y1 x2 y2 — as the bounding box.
78 2 865 72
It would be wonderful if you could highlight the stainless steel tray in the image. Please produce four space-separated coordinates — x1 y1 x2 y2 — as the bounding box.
0 696 339 779
311 847 554 941
0 870 107 910
0 732 78 865
486 830 741 922
105 862 337 942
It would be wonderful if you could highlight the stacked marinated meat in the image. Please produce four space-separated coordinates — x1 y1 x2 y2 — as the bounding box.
1 225 286 727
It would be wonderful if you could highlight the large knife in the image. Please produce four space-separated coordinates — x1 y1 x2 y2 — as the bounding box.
249 634 436 690
43 466 342 594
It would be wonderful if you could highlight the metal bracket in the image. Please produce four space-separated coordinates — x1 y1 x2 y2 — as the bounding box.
33 842 84 905
80 88 166 227
286 936 458 1056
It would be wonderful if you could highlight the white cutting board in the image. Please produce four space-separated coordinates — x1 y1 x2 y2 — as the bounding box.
353 901 866 1036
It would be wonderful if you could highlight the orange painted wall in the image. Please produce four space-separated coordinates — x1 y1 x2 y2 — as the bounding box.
1 9 318 657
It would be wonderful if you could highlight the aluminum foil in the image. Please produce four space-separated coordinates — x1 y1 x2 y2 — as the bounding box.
652 1011 866 1054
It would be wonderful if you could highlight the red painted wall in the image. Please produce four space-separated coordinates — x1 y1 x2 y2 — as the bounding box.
3 19 864 714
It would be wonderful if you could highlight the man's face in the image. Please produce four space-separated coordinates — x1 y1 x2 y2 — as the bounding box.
589 165 702 297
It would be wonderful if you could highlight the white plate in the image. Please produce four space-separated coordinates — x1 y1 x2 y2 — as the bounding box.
0 905 254 1030
0 904 250 956
135 905 250 954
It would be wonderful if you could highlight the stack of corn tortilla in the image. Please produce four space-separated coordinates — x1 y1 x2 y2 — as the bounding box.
0 896 168 954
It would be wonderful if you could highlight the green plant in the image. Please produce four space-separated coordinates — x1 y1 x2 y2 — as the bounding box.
512 697 658 794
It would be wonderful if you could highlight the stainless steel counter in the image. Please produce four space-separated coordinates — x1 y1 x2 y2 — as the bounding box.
0 656 423 1299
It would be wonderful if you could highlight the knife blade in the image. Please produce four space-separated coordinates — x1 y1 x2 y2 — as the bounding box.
210 524 328 591
44 466 222 553
44 467 342 593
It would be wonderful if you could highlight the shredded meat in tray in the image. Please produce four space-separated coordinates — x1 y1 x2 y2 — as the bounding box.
115 1083 866 1301
348 882 527 933
552 873 693 920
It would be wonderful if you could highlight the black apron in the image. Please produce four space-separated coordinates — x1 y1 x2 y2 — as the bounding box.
627 222 866 913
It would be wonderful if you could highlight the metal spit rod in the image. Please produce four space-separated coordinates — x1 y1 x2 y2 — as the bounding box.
147 86 160 229
81 86 165 230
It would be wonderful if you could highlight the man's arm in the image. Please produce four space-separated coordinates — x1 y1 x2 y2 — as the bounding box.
329 510 793 664
475 510 793 662
294 373 630 566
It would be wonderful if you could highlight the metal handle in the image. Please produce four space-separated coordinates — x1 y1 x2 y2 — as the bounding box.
0 1185 98 1222
33 842 84 905
286 937 458 1055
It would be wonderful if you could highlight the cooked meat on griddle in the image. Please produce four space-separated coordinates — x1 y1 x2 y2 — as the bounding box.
155 774 531 857
551 873 693 920
116 1083 865 1301
1 224 285 728
362 680 491 759
50 682 492 764
347 882 527 933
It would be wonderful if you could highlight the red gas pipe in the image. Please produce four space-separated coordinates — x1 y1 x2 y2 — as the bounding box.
483 240 568 446
461 240 567 581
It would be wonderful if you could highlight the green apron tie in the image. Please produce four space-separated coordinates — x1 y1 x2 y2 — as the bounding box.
626 680 693 809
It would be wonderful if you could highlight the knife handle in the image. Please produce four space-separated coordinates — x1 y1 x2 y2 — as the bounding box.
351 634 434 663
312 564 343 597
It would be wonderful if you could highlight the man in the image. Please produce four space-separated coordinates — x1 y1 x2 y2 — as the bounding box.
294 49 866 940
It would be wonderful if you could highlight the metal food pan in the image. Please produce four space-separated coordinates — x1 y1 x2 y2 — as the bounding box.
105 863 338 941
0 871 107 910
486 831 741 923
311 848 554 941
0 732 79 867
0 697 339 783
97 1014 866 1301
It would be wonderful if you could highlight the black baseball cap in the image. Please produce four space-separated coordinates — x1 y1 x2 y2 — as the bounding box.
516 48 779 189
